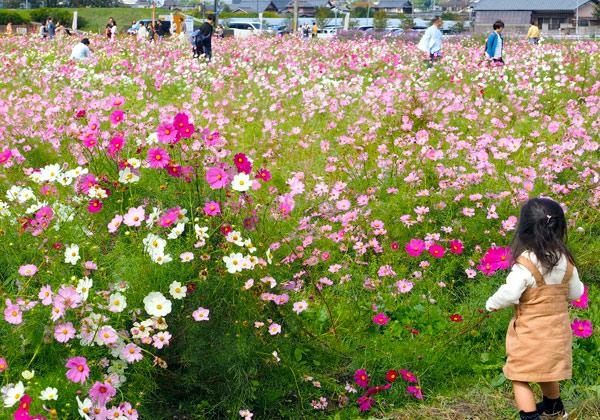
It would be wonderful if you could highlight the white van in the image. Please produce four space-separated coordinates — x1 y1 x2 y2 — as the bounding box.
227 22 273 38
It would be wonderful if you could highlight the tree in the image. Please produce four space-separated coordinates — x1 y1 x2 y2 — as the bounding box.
411 0 432 11
401 16 414 30
373 9 387 30
315 6 331 29
594 3 600 20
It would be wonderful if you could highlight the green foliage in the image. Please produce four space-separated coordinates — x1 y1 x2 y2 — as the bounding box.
0 10 30 25
594 4 600 20
411 0 432 10
315 7 331 29
29 8 74 26
373 9 387 30
401 16 414 30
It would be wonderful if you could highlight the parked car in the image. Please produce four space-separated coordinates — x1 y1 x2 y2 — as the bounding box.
269 24 291 36
127 19 171 35
227 22 274 38
357 25 374 31
318 26 341 38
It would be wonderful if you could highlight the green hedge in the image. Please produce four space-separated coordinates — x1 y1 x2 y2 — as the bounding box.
29 8 74 26
0 10 30 25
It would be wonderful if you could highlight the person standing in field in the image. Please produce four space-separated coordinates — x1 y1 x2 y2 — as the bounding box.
137 23 148 43
6 21 13 36
527 20 540 45
47 18 56 39
486 198 585 420
485 20 505 65
110 21 118 41
312 21 318 38
198 15 214 61
418 16 443 64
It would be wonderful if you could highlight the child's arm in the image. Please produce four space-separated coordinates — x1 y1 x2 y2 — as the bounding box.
485 264 532 311
568 266 585 301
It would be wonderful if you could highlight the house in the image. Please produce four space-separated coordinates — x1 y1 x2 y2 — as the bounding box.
371 0 412 14
473 0 600 34
229 0 283 12
285 0 333 17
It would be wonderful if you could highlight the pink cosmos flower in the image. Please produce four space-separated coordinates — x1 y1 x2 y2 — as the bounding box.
18 264 38 277
406 239 425 256
157 122 177 144
234 153 252 174
202 129 220 146
399 369 418 383
357 395 375 412
89 381 117 405
97 326 118 345
255 168 271 182
0 357 7 372
0 149 12 165
449 240 464 255
65 356 89 384
158 208 180 227
147 148 170 169
123 206 145 227
407 385 423 400
354 369 369 388
121 343 143 363
87 199 103 213
4 299 22 324
373 312 390 326
173 112 189 130
571 319 593 338
54 322 76 343
428 244 445 258
110 110 124 125
152 331 172 349
108 214 123 233
192 307 210 321
204 201 221 216
107 136 125 157
570 286 588 309
205 167 229 189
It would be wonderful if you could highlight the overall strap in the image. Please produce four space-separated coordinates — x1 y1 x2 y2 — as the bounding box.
561 261 574 285
515 256 545 287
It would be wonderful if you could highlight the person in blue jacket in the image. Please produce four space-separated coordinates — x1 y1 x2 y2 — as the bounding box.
485 20 505 65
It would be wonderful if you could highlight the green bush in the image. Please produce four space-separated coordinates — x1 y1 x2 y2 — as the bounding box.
0 10 30 25
29 8 74 26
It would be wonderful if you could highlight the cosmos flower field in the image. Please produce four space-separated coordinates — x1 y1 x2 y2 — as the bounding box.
0 34 598 419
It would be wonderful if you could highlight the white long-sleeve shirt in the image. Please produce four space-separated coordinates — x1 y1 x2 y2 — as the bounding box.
418 25 443 54
486 251 584 312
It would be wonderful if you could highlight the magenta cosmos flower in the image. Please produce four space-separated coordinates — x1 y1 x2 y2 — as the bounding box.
157 122 177 144
428 244 445 258
204 201 221 216
87 199 103 213
570 287 588 309
65 356 90 384
399 369 418 383
0 149 12 165
205 167 229 189
89 381 117 405
571 319 593 338
0 357 7 372
18 264 38 277
449 239 464 254
405 239 425 256
354 369 369 388
110 109 124 125
373 312 390 326
147 148 170 169
406 385 423 400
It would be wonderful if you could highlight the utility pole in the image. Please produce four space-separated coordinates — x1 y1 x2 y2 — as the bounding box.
575 0 579 37
293 0 298 32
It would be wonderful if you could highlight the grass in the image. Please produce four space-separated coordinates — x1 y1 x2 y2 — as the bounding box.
74 7 173 33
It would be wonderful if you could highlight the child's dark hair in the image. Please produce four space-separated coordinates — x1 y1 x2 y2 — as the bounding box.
493 20 505 30
511 198 575 272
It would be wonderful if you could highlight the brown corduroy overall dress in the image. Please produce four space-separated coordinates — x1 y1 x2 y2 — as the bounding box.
503 256 574 383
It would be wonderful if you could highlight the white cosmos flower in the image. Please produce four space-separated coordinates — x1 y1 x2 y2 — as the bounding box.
118 167 140 184
226 230 245 246
169 281 187 300
109 292 127 313
151 253 172 265
167 223 185 240
76 396 93 419
126 158 141 168
64 244 81 265
39 164 62 183
231 173 251 192
2 381 25 407
143 234 166 255
87 185 107 199
76 277 93 301
143 292 172 317
194 225 209 240
223 253 245 274
40 387 58 401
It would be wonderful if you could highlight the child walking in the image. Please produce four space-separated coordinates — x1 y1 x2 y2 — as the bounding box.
486 198 585 420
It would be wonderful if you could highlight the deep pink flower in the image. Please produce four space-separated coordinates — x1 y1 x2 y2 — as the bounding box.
449 239 464 254
173 112 189 130
428 244 445 258
158 208 181 227
399 369 418 383
201 129 220 146
89 381 116 405
407 385 423 400
354 369 369 388
385 369 398 382
107 136 125 157
233 153 252 174
205 167 229 189
255 168 271 181
204 201 221 216
570 286 588 309
406 239 425 256
87 199 103 213
0 357 7 372
110 109 124 125
571 319 593 338
357 395 375 411
65 356 89 384
449 313 463 322
373 312 390 326
78 174 98 194
0 149 12 165
179 123 195 138
483 246 511 269
147 148 170 169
